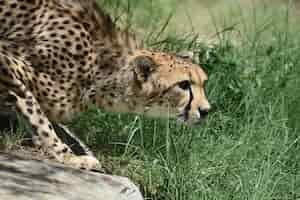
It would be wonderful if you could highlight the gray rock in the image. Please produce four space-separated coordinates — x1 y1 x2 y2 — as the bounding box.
0 152 144 200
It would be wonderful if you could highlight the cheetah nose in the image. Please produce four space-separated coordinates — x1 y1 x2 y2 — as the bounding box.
198 108 209 118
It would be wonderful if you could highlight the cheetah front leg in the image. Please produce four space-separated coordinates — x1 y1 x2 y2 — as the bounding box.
13 90 100 170
0 42 99 170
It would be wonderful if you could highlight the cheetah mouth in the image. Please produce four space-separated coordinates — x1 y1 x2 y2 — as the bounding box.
177 113 189 122
177 112 207 125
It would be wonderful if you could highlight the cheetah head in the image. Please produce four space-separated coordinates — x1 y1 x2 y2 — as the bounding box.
129 50 211 124
96 50 211 124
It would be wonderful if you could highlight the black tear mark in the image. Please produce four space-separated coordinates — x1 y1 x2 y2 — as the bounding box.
182 85 194 121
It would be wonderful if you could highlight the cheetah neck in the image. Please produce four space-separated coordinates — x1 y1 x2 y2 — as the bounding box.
69 0 144 111
65 0 142 55
90 49 150 113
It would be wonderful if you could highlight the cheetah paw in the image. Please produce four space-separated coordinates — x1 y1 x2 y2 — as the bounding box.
64 155 100 170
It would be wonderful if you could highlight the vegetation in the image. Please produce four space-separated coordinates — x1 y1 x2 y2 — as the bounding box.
2 0 299 199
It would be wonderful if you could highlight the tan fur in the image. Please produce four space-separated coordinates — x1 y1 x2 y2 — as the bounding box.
0 0 210 169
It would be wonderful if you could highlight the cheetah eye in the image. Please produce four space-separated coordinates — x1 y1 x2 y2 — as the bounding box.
178 80 191 90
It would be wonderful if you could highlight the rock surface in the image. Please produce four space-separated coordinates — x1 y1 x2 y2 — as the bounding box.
0 152 144 200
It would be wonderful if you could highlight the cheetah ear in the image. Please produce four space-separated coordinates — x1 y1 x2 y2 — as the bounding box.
132 56 157 82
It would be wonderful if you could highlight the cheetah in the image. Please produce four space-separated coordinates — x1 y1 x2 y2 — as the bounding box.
0 0 211 170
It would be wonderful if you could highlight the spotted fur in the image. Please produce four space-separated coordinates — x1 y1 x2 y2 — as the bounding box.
0 0 210 169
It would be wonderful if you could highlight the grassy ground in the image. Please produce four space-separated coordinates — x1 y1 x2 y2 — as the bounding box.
1 0 299 200
80 1 300 199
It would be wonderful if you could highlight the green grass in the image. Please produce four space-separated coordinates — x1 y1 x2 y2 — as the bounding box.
70 1 300 199
2 0 299 199
96 1 299 199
